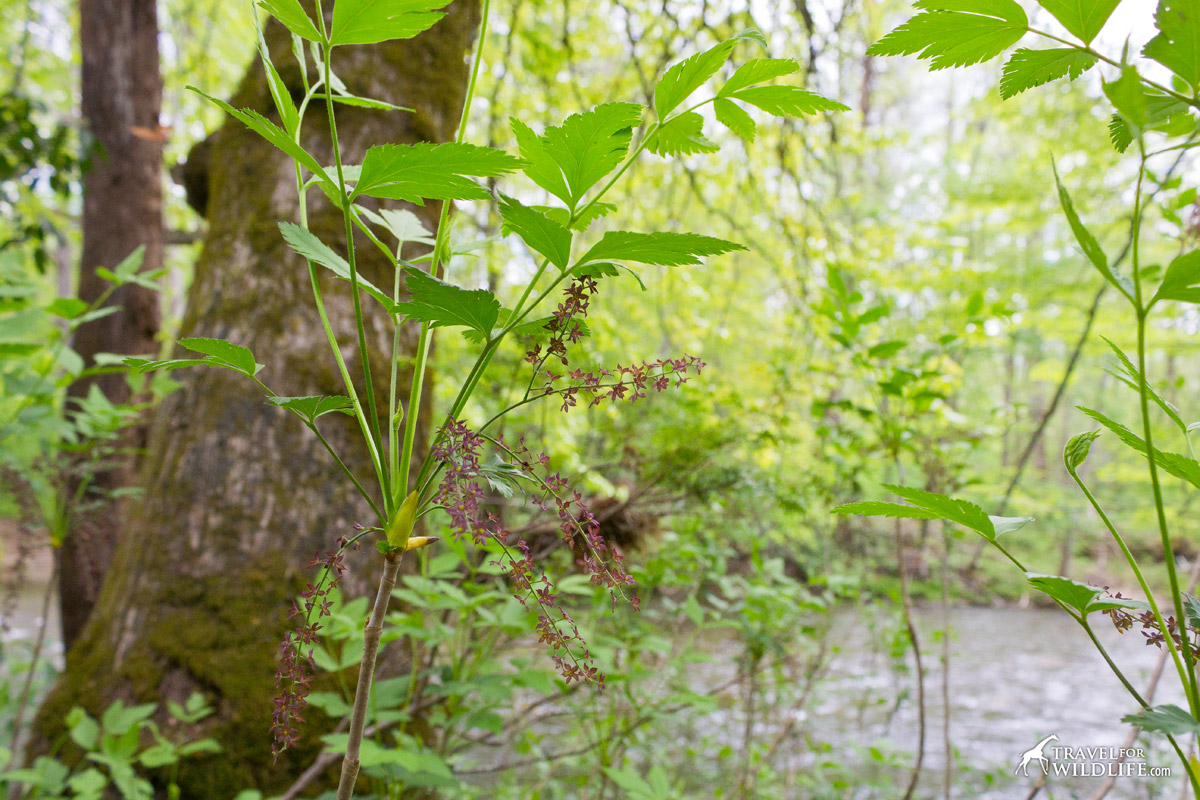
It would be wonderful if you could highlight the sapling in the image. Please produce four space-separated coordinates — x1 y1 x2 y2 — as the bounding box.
128 0 847 794
837 0 1200 790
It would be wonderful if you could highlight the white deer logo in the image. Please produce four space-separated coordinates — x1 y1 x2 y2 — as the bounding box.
1014 734 1059 776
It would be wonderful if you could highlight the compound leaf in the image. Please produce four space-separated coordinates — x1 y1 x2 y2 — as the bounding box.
867 0 1029 70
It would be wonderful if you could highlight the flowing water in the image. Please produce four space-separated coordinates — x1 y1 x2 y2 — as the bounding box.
1 583 1189 798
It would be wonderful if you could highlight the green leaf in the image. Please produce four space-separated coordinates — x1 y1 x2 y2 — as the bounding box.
1064 429 1101 473
998 48 1096 98
1025 573 1104 615
179 337 262 377
1108 114 1133 152
867 0 1029 70
45 298 88 320
1144 0 1200 88
498 194 572 269
1103 66 1151 131
511 119 572 205
646 112 720 156
1100 336 1185 432
726 85 849 116
578 231 746 267
654 40 739 119
261 53 300 136
257 0 323 42
278 222 393 308
1153 248 1200 305
1037 0 1121 44
393 268 500 334
189 88 334 190
313 92 412 112
1078 406 1200 490
836 485 1032 542
1123 704 1200 736
67 708 100 750
719 58 800 96
534 202 617 231
357 207 434 247
1051 160 1134 300
714 98 756 141
541 103 643 207
329 0 449 47
351 142 520 203
267 395 354 422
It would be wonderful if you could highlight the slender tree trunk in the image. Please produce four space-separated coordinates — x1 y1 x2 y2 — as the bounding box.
35 3 479 795
61 0 164 648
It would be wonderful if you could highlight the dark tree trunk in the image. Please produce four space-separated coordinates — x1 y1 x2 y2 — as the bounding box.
61 0 164 648
36 2 480 795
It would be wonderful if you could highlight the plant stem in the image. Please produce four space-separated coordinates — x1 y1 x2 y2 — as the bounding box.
336 552 403 800
1073 472 1188 695
321 47 387 510
1129 149 1200 715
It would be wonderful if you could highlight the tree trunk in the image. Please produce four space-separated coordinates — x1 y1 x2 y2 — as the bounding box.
36 2 479 795
61 0 164 648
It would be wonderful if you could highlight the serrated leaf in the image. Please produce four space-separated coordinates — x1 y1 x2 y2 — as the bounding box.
330 0 449 47
357 207 435 247
1064 429 1101 473
1078 406 1200 490
278 222 393 308
541 103 643 207
835 484 1028 543
480 455 523 499
534 202 616 231
267 395 354 421
180 337 262 376
1153 248 1200 305
999 48 1096 98
719 58 800 96
1108 114 1134 152
393 268 500 334
578 231 746 267
1037 0 1122 44
727 85 849 116
714 98 756 141
1100 336 1185 432
647 112 720 156
511 118 572 205
315 93 413 112
867 0 1029 70
498 194 572 269
258 0 323 42
262 54 300 136
654 40 739 119
1144 0 1200 88
1026 573 1105 615
1051 161 1134 300
1123 704 1200 736
190 88 333 190
1103 66 1151 130
351 142 520 204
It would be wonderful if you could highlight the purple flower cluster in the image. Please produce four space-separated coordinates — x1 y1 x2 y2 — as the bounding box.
524 275 597 368
271 538 354 759
544 356 706 412
1102 589 1199 650
431 418 645 687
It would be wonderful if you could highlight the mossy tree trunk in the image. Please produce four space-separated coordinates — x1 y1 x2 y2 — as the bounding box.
35 2 480 795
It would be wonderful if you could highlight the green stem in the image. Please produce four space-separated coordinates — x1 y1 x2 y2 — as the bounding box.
1072 470 1189 696
321 46 387 509
397 0 493 501
1129 148 1200 715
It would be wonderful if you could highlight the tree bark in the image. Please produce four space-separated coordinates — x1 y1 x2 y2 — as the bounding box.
36 2 480 795
62 0 164 648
